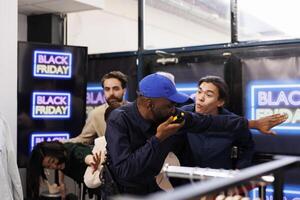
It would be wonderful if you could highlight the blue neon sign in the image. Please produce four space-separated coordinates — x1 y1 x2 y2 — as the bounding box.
33 50 72 79
86 83 105 115
251 185 300 200
30 132 70 151
246 81 300 134
176 83 198 100
86 84 105 106
32 92 71 119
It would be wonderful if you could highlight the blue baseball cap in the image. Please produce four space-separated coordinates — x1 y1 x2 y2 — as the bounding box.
139 73 190 103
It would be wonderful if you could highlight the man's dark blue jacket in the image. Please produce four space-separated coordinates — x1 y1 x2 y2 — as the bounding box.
181 104 254 169
105 101 249 195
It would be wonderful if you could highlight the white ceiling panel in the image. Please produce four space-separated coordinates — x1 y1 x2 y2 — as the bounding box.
18 0 47 6
18 0 104 15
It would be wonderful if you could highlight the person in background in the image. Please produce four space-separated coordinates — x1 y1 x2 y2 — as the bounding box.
59 71 127 198
0 113 23 200
105 73 287 195
83 101 123 190
68 71 128 145
182 76 254 169
26 141 100 200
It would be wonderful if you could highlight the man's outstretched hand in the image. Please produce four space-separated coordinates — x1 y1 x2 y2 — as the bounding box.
248 114 288 135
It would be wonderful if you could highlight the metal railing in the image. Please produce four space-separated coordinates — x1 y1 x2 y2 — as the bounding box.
112 156 300 200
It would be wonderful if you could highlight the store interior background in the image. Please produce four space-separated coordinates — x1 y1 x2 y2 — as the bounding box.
2 0 300 198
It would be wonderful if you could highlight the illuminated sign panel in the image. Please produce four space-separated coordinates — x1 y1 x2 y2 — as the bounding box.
247 81 300 134
251 185 300 199
33 50 72 78
86 85 105 106
176 83 198 100
30 132 70 151
32 92 71 119
86 84 106 115
176 83 198 96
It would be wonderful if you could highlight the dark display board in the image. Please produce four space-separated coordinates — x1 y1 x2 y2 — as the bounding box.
142 45 300 189
242 55 300 155
86 55 137 115
143 52 232 108
17 42 87 167
238 44 300 187
141 45 300 157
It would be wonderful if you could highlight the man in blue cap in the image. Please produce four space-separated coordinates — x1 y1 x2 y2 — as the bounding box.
105 73 287 196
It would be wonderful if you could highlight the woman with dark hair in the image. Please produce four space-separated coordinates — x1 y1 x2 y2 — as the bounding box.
26 141 100 199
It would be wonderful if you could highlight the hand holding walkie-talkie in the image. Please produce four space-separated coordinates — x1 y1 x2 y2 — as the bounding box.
171 112 185 124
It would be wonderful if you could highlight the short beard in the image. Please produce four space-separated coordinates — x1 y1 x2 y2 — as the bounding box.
106 96 123 105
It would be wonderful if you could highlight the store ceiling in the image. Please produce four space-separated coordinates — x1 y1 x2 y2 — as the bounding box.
18 0 104 15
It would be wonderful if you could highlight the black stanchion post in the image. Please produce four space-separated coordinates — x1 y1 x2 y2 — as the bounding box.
273 171 284 200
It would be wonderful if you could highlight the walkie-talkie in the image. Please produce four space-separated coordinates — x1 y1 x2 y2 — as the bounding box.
171 111 185 124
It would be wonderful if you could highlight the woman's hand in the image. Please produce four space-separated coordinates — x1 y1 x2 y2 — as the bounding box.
85 152 102 174
91 152 101 174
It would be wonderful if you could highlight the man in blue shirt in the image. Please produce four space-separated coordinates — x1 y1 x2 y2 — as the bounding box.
182 76 254 169
105 73 286 195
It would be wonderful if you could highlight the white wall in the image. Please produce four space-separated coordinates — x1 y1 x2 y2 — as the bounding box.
0 0 18 147
18 14 27 41
144 5 230 49
67 0 138 54
67 0 229 54
68 9 138 54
